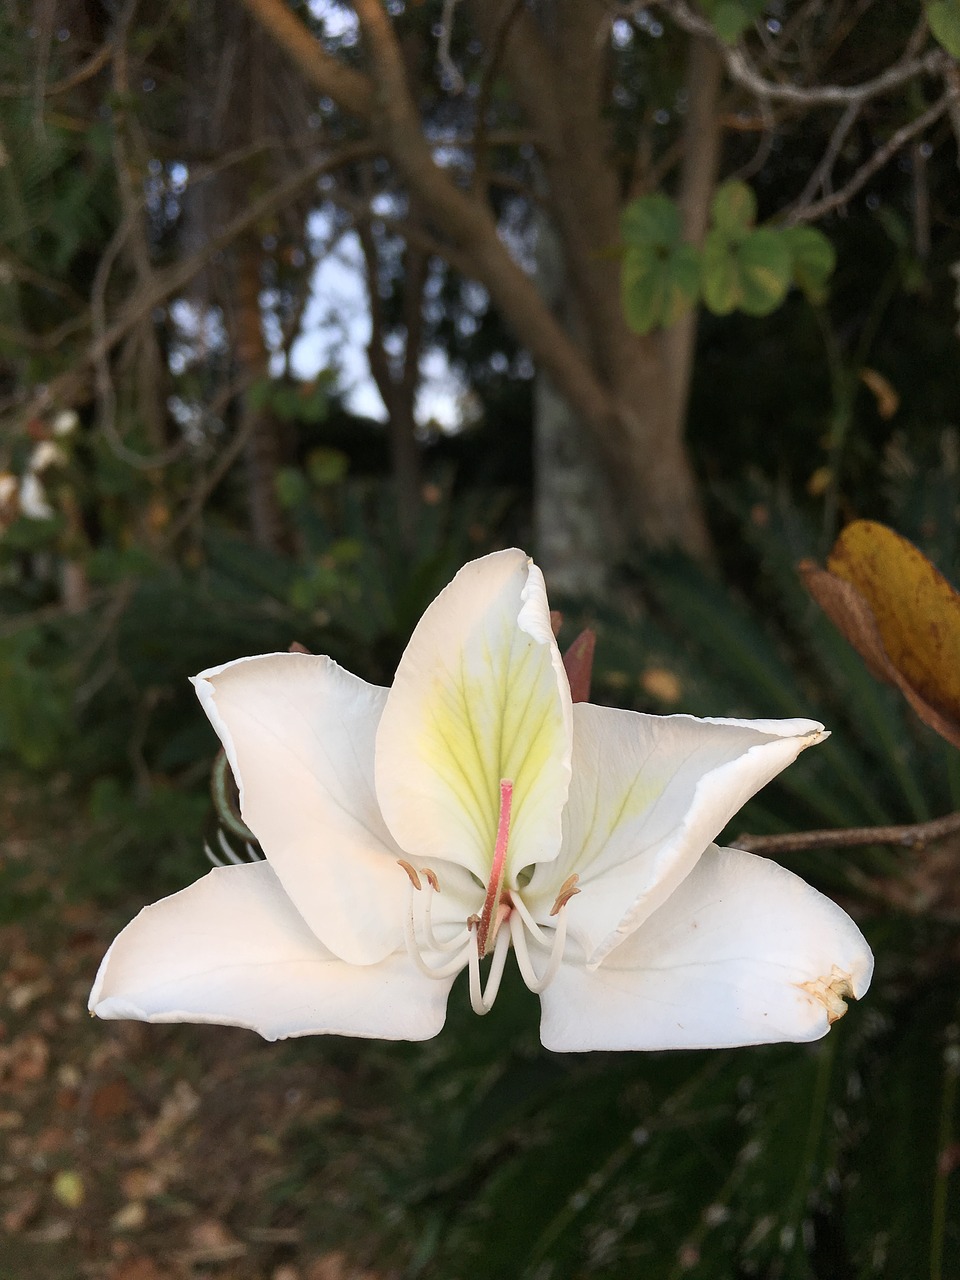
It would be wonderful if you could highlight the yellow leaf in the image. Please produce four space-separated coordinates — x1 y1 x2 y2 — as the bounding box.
802 520 960 749
859 367 899 419
806 466 832 497
52 1170 84 1209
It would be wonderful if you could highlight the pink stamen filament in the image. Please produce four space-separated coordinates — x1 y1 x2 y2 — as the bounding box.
476 779 513 958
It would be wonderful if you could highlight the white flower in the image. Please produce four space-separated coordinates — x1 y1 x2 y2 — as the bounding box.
89 550 872 1049
52 409 79 438
29 440 66 473
18 472 54 520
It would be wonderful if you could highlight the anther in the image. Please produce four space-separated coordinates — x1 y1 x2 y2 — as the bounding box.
421 867 440 892
550 873 581 916
397 858 422 890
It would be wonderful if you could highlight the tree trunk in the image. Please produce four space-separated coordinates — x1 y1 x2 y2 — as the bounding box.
533 211 620 595
232 233 284 551
357 216 425 546
663 36 725 448
240 0 721 561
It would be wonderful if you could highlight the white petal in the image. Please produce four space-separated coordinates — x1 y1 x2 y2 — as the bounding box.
90 862 453 1042
19 473 54 519
376 550 573 882
527 704 826 965
193 652 405 965
539 845 873 1052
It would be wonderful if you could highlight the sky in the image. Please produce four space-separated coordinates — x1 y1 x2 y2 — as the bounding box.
287 219 465 432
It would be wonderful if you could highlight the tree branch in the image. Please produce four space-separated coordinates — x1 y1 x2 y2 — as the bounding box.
736 811 960 856
655 0 948 108
790 100 862 213
245 0 627 458
238 0 374 117
786 86 959 223
9 143 379 430
0 37 114 97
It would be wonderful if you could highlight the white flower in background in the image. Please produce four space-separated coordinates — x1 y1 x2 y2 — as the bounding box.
29 440 66 472
18 472 54 521
89 550 873 1049
52 409 79 437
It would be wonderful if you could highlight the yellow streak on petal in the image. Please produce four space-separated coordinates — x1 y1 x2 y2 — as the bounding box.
414 616 568 878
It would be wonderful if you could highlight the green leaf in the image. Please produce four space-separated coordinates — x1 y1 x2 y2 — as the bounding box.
275 467 308 509
701 230 741 314
700 0 765 43
701 226 791 316
620 193 681 248
737 227 793 314
710 1 753 43
306 447 349 487
928 0 960 58
783 225 836 303
710 179 757 233
621 242 700 335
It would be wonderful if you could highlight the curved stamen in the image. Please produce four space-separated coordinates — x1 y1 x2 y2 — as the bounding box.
509 907 569 995
205 829 263 867
402 879 473 979
421 877 472 954
509 891 550 945
468 917 512 1015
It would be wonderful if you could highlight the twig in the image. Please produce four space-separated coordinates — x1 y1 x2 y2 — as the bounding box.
654 0 947 108
0 38 114 97
736 811 960 855
790 99 861 212
437 0 465 92
6 142 379 429
161 373 261 546
472 0 527 198
786 87 958 223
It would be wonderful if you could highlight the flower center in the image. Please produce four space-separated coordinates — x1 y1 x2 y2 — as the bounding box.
397 777 580 1016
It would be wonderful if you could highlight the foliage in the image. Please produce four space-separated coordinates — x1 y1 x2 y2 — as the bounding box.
621 182 835 334
0 7 959 1280
354 470 960 1280
700 0 768 45
0 433 515 900
928 0 960 57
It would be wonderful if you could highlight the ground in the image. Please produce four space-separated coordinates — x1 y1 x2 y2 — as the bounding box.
0 787 409 1280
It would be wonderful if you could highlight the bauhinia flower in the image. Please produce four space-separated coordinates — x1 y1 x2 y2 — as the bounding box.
90 550 873 1050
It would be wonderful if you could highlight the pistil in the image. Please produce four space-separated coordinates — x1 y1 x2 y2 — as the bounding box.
476 779 513 958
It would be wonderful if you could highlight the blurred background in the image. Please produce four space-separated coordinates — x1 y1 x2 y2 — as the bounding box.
1 1 959 1277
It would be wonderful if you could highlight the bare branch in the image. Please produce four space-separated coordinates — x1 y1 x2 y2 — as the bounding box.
654 0 949 108
786 86 959 223
162 372 262 546
0 37 114 97
8 143 379 431
791 100 862 212
736 811 960 856
437 0 465 93
238 0 374 117
472 0 530 198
